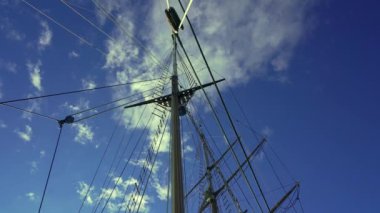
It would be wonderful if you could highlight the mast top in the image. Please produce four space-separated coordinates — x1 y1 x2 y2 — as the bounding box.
165 7 184 33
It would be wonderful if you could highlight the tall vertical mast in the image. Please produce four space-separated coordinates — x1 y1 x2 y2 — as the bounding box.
171 34 185 213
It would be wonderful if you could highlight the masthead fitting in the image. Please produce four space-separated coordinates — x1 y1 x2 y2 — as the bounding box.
165 7 184 33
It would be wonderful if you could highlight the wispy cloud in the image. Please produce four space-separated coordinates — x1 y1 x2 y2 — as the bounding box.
38 21 52 50
25 192 37 201
63 98 90 113
26 60 43 91
69 50 80 58
0 58 17 73
77 181 95 205
22 97 42 121
7 29 25 41
39 150 46 158
72 123 94 145
261 126 274 137
29 160 38 174
0 120 7 128
82 79 96 89
76 177 151 212
15 125 32 142
0 17 25 41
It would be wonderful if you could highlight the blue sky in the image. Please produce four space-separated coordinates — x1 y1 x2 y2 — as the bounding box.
0 0 379 212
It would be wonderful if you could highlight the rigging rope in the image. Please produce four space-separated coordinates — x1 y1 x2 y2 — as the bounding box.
73 96 148 123
0 103 59 122
175 2 272 205
176 34 265 212
21 0 107 55
95 104 148 212
186 110 244 212
114 113 155 213
229 86 303 212
77 120 121 212
134 118 169 213
61 0 115 42
69 86 159 117
98 113 155 212
38 126 64 213
187 103 258 212
90 0 174 73
0 78 163 105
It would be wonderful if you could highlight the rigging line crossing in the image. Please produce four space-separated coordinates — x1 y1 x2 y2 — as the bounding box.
95 104 149 212
263 149 287 193
122 107 168 212
187 103 256 211
177 31 271 212
116 61 171 213
77 120 122 213
73 95 150 123
115 115 155 213
181 114 204 210
97 112 157 213
21 0 107 55
178 50 197 88
0 78 163 105
38 126 63 213
186 111 241 212
0 103 59 122
125 110 168 213
235 117 298 185
177 0 272 208
90 0 172 72
90 111 152 212
175 35 265 212
70 86 160 117
61 0 115 41
134 118 169 213
62 0 96 13
192 112 253 211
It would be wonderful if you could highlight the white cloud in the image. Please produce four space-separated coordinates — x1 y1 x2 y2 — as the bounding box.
149 129 170 153
63 98 90 113
152 175 168 201
39 150 45 158
15 125 32 142
25 192 37 201
82 79 96 89
99 187 124 200
100 0 312 85
81 1 314 209
76 177 150 213
95 0 313 151
72 123 94 145
112 176 138 190
27 60 43 91
77 181 95 205
69 50 80 58
38 21 52 50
